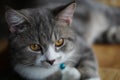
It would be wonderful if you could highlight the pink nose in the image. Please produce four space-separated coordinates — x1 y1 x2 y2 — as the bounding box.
46 59 55 65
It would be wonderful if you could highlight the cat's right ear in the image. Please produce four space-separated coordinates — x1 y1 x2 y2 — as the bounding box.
5 9 28 33
55 2 76 25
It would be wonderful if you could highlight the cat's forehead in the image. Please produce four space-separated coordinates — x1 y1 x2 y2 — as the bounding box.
20 9 58 40
19 8 73 40
23 9 53 26
21 8 54 23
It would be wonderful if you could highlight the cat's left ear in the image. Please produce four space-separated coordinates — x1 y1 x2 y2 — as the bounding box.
5 9 29 33
56 2 76 25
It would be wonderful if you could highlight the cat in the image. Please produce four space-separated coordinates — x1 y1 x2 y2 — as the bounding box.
5 1 101 80
5 0 120 79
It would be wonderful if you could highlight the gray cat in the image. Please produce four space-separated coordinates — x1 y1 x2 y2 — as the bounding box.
6 0 120 80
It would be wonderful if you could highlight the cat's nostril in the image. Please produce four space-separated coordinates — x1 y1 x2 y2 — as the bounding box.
46 59 55 65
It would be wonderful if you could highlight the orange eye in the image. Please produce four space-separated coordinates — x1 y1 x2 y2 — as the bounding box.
55 38 64 47
29 44 41 51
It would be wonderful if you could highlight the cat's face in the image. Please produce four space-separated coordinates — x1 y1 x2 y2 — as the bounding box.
6 3 77 68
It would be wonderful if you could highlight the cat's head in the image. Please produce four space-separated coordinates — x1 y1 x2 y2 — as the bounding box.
5 2 78 68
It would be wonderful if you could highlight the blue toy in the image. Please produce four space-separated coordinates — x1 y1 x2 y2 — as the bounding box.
60 63 66 70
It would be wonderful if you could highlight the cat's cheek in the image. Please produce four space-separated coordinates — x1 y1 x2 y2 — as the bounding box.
53 57 62 65
35 55 46 66
53 53 66 65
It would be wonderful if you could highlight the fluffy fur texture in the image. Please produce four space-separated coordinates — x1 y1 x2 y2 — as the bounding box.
6 1 100 80
5 0 120 80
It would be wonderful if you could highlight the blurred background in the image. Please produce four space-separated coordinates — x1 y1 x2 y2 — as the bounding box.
98 0 120 6
0 0 120 80
98 0 120 7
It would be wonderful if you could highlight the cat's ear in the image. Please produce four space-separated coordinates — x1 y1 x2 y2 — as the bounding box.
56 2 76 25
5 9 28 33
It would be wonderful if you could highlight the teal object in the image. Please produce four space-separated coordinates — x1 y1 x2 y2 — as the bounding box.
60 63 65 70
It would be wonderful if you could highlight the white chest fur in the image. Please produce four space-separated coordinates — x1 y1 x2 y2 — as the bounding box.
15 64 59 80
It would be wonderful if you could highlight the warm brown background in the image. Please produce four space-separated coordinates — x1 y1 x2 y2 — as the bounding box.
98 0 120 7
0 0 120 80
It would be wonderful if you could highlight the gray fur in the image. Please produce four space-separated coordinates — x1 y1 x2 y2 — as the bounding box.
6 0 120 80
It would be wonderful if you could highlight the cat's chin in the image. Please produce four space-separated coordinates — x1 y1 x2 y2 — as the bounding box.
14 64 59 79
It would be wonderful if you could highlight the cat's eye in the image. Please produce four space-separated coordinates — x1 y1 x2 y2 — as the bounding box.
55 38 64 47
29 44 41 51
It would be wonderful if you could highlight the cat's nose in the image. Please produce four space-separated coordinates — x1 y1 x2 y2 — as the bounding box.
46 59 55 65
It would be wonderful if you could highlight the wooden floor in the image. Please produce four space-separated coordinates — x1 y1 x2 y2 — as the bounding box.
93 44 120 69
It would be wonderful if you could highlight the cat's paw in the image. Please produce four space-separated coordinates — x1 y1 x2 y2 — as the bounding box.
61 66 81 80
